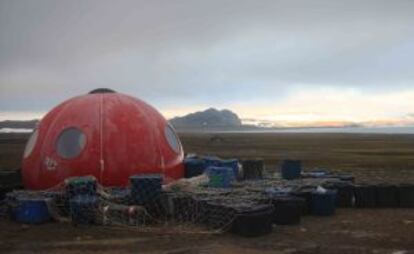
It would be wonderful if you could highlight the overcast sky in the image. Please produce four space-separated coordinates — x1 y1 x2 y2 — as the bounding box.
1 0 414 126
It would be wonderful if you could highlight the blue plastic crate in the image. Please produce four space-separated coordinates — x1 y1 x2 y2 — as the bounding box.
206 166 234 188
65 175 97 199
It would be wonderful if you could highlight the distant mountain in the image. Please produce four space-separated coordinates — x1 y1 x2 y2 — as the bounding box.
170 108 242 129
0 120 38 129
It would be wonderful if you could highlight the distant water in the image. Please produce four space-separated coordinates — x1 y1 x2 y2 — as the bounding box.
2 126 414 134
217 126 414 134
0 128 33 133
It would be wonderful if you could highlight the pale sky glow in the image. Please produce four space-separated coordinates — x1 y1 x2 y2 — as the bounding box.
231 87 414 126
161 87 414 127
0 111 45 121
1 0 414 127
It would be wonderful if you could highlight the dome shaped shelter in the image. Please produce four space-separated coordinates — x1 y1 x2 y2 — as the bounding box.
22 89 184 190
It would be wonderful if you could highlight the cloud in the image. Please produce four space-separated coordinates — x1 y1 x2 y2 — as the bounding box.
1 0 414 124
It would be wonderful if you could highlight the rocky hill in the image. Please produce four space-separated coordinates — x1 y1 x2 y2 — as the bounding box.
0 120 38 129
170 108 242 129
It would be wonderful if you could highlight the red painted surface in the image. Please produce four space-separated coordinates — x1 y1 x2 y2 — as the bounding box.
22 92 184 190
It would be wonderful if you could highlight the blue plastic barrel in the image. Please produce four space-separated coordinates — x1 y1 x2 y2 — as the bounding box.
14 197 51 224
206 166 234 188
184 158 206 178
220 159 239 179
281 160 302 180
69 195 98 225
130 174 162 205
311 190 337 216
203 157 222 169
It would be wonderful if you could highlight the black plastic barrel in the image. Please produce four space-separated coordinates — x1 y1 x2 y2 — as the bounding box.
204 201 235 230
354 185 377 208
130 174 162 205
192 196 217 225
323 181 354 208
398 184 414 208
163 193 197 221
44 191 70 216
241 160 264 180
0 170 22 200
271 196 305 225
109 188 130 204
376 184 399 208
311 190 337 216
184 158 206 178
0 187 9 201
281 160 302 180
143 191 166 219
230 204 274 237
291 187 315 215
69 195 98 225
5 192 20 220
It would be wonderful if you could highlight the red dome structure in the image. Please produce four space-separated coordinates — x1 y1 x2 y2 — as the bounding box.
22 89 184 190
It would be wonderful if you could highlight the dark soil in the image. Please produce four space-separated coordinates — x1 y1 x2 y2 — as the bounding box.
0 132 413 253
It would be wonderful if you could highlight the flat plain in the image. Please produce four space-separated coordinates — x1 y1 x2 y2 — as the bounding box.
0 132 413 254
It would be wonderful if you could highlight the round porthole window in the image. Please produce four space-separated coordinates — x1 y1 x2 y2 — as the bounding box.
164 125 181 153
56 127 86 159
23 129 39 158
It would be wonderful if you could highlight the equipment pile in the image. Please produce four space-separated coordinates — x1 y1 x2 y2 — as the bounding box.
2 156 414 237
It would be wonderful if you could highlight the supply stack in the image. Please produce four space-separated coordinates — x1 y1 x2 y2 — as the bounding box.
2 155 413 238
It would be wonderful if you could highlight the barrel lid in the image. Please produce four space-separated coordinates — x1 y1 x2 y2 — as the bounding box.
69 195 98 202
16 196 52 202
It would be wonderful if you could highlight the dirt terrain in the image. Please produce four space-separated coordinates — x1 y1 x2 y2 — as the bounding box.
0 132 413 253
180 132 414 184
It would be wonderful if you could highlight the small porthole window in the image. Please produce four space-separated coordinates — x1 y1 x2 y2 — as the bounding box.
56 127 86 159
23 129 39 158
165 125 181 153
